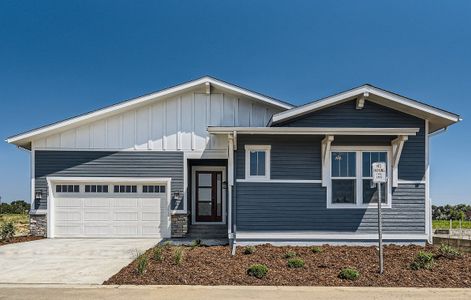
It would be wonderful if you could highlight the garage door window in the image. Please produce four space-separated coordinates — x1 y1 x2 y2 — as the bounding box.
113 185 137 193
85 185 109 193
56 185 79 193
143 185 166 193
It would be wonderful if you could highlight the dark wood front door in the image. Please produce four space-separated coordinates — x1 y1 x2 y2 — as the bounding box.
195 171 223 222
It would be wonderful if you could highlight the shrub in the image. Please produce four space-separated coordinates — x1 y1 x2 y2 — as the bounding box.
438 244 461 259
310 246 323 254
191 239 202 249
287 258 305 268
247 264 268 279
243 246 256 255
284 251 296 259
410 251 434 270
136 252 148 275
1 221 15 242
163 241 172 248
153 246 163 261
338 267 360 280
174 247 185 265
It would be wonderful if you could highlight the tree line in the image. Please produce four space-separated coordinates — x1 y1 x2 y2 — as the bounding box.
0 200 30 214
432 204 471 221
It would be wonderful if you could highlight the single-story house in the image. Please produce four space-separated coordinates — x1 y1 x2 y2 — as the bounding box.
6 76 461 245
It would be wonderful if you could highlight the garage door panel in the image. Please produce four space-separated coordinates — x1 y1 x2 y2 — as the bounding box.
83 210 111 221
142 212 162 221
84 198 110 208
53 181 169 238
55 224 82 235
113 211 139 221
55 210 82 221
56 198 81 208
115 198 138 208
83 223 113 235
113 225 139 236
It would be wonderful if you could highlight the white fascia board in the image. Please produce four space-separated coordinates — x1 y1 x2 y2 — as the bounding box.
208 127 420 136
272 85 460 124
6 76 292 145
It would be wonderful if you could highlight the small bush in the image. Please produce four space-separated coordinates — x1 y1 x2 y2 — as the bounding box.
287 258 305 268
243 246 256 255
247 264 268 279
174 247 185 265
191 239 202 249
153 246 163 261
163 241 172 248
410 251 434 270
136 252 148 275
438 244 461 259
338 267 360 280
310 246 323 254
1 222 15 242
284 251 296 259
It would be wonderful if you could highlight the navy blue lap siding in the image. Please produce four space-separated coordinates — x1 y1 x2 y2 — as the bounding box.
34 151 184 210
236 183 425 233
274 100 425 181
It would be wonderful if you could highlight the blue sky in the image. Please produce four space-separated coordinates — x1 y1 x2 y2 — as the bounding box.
0 1 469 205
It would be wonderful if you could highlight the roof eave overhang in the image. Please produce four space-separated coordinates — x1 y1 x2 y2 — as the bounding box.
271 85 461 132
6 76 294 147
208 126 420 136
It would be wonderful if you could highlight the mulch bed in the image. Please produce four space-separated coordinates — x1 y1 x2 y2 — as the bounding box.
0 236 44 246
104 244 471 287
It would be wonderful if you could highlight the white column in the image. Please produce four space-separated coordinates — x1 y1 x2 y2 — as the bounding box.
227 134 234 237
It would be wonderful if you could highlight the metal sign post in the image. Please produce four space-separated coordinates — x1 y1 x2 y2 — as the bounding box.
372 162 387 274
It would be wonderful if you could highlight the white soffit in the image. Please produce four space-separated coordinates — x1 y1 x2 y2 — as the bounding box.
271 84 461 133
6 76 294 149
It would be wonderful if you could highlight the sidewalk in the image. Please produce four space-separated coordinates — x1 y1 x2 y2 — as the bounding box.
0 284 470 300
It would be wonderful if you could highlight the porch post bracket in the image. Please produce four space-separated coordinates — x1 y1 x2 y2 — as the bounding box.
321 135 334 187
391 135 408 187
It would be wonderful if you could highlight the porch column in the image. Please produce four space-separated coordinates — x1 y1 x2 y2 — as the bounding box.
227 133 234 238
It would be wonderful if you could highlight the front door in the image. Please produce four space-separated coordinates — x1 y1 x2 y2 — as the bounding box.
195 171 223 222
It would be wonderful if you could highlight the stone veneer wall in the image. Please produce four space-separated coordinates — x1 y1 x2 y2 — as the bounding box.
30 214 47 237
171 214 188 238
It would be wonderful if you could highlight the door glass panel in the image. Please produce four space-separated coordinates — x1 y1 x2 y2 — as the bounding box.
217 173 222 217
198 202 212 216
198 173 212 187
198 188 212 201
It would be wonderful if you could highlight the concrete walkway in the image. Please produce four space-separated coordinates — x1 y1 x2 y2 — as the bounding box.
0 238 158 284
0 285 470 300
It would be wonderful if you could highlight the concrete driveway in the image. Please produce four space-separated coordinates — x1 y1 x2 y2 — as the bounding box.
0 238 158 284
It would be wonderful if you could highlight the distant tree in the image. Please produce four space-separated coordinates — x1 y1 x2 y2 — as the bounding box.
432 204 471 221
0 200 30 214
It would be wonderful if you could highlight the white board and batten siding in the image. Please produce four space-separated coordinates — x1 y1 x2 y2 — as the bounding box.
33 92 282 151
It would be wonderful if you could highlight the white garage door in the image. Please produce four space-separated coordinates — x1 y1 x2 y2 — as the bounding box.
52 181 170 238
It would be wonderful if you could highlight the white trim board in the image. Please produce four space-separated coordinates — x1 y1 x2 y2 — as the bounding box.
236 179 321 183
208 127 420 136
236 231 428 241
6 76 293 148
270 84 460 133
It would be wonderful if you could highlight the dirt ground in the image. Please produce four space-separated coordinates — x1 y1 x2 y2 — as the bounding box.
0 236 43 246
104 244 471 287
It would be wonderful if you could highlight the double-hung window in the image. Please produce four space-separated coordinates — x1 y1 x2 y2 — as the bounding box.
328 147 391 208
245 145 271 180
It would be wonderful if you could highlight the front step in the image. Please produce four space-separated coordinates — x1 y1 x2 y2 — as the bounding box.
188 224 227 239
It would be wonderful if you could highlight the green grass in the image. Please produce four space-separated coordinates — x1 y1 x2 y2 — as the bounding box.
433 220 471 229
0 214 29 236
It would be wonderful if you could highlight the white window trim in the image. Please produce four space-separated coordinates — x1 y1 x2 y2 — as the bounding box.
327 146 392 209
244 145 271 181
